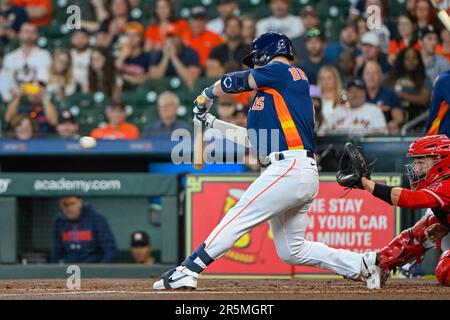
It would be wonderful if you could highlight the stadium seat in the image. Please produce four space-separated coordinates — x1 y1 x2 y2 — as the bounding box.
63 92 109 110
78 108 107 135
127 104 158 130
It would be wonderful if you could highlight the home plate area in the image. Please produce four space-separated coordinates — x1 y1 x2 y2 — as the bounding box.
0 278 448 300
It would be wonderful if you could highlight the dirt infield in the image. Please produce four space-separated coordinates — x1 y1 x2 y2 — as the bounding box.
0 278 448 300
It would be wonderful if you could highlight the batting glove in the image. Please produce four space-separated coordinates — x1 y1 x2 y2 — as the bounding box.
193 111 216 128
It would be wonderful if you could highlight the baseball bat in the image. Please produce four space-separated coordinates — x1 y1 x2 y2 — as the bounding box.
193 95 206 169
432 0 450 32
438 10 450 32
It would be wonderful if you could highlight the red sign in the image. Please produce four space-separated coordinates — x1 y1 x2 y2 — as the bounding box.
185 176 400 277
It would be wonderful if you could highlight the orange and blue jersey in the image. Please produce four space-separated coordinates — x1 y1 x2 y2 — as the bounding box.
425 71 450 136
248 61 315 156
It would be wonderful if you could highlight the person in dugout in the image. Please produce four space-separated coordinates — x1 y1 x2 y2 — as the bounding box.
360 134 450 285
52 196 117 263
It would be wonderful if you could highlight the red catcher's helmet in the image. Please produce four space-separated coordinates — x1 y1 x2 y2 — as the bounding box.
406 134 450 190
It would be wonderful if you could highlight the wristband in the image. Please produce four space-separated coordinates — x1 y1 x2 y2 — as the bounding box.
372 183 393 205
205 85 217 99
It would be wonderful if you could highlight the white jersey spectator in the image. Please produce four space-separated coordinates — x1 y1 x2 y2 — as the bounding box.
319 80 387 136
0 23 51 102
256 0 304 39
70 29 92 93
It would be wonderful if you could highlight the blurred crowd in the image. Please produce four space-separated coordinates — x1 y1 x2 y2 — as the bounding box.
0 0 449 141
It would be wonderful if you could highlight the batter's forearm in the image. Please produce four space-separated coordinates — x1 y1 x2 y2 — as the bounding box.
206 115 250 147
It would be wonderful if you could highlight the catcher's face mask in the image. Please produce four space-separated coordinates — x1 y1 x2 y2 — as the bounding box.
405 155 440 190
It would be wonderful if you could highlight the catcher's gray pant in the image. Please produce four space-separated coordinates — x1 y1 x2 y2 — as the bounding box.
202 150 367 279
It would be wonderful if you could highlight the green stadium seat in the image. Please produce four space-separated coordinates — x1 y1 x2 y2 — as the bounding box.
122 91 154 107
78 108 107 135
127 104 158 129
63 92 109 110
1 39 20 55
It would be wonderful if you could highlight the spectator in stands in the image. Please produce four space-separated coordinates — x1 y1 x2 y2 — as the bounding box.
148 31 200 89
405 0 417 17
0 0 28 45
232 103 248 128
388 14 419 65
207 0 238 36
384 47 432 122
52 196 117 263
5 83 58 134
70 29 92 94
318 80 387 136
69 0 109 33
415 0 440 31
363 0 392 54
130 231 155 265
88 47 118 99
95 0 131 49
0 22 51 102
256 0 304 39
355 31 390 77
317 66 343 123
115 22 149 91
419 25 450 83
206 15 250 78
292 6 319 62
47 48 76 105
56 110 79 140
299 28 333 85
355 16 369 37
363 61 404 135
216 94 237 123
142 91 191 137
338 50 357 85
348 0 366 21
183 6 223 68
440 28 450 62
12 0 51 26
91 100 140 140
324 22 361 65
9 113 38 140
309 85 324 132
144 0 189 51
241 14 256 45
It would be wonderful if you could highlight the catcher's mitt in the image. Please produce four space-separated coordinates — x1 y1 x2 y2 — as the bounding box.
336 142 374 189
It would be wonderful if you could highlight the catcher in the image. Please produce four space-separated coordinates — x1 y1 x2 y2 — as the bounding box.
337 135 450 286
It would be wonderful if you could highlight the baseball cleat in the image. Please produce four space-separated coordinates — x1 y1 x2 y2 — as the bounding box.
153 266 199 290
362 252 386 290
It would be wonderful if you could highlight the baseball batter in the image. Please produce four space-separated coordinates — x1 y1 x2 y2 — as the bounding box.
153 32 383 291
425 71 450 136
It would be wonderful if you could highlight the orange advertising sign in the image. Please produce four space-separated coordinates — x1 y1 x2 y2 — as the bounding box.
185 175 400 278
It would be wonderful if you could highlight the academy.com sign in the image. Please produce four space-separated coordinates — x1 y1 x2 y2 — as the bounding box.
33 178 122 193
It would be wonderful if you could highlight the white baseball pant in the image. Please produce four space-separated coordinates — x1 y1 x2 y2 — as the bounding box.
202 150 367 279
